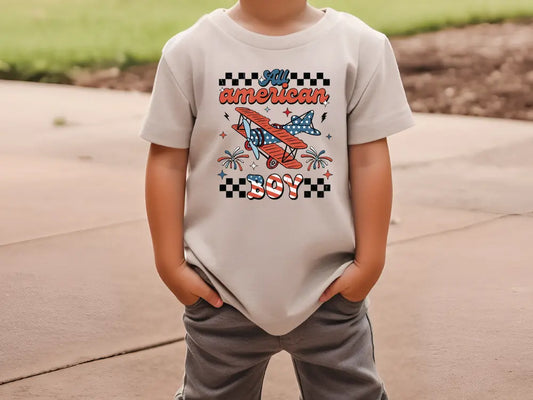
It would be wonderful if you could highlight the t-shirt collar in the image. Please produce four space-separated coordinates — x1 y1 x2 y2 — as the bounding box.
207 6 339 50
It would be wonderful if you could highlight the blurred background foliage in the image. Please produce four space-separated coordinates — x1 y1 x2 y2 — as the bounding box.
1 0 532 82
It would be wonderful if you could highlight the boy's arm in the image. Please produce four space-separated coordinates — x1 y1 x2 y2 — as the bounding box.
319 137 392 302
144 143 223 307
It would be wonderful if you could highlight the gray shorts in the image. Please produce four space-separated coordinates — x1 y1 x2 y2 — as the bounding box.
175 265 389 400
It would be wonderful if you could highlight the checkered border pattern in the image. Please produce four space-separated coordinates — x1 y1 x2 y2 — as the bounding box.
218 72 330 87
219 177 331 198
303 177 331 198
219 177 247 198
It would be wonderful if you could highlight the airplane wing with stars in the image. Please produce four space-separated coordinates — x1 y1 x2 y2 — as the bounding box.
231 123 303 169
236 107 307 149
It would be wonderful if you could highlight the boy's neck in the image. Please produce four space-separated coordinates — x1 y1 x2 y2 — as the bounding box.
226 0 324 35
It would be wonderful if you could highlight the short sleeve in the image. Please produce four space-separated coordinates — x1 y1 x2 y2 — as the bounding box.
138 54 195 149
347 36 415 145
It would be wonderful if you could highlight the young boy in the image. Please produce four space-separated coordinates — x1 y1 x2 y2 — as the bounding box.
139 1 415 399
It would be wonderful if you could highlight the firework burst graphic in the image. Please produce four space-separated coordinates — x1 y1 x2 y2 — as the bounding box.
301 146 333 171
217 146 250 171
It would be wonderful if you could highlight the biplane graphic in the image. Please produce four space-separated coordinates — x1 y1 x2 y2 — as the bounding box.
231 107 322 169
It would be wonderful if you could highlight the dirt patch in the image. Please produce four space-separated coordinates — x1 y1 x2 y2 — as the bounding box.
71 17 533 121
392 17 533 121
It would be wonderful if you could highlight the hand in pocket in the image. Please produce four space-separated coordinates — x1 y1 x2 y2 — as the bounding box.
163 260 224 308
319 260 377 303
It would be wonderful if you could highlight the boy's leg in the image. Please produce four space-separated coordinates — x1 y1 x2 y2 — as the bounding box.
175 265 281 400
282 294 388 400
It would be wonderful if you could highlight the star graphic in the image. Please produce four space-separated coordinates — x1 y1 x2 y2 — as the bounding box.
322 100 329 106
218 170 227 179
258 76 265 83
283 107 292 117
264 106 270 113
250 161 258 170
219 87 225 92
219 131 227 139
323 170 333 179
326 133 332 140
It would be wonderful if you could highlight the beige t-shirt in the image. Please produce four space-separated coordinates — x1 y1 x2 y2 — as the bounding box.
139 6 415 335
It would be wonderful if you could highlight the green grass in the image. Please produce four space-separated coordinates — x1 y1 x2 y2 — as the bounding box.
1 0 532 83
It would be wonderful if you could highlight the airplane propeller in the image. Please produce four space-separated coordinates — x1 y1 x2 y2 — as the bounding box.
243 117 260 160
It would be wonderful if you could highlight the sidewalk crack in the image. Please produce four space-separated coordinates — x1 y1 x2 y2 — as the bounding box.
0 337 184 385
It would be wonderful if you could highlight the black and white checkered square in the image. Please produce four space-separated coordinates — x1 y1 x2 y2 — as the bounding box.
219 72 259 87
289 72 330 86
218 72 329 86
303 177 331 198
219 177 247 198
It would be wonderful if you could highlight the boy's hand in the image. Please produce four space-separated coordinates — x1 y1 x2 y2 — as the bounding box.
318 259 379 303
172 261 224 308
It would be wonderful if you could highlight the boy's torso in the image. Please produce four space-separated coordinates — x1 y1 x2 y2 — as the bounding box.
156 7 383 335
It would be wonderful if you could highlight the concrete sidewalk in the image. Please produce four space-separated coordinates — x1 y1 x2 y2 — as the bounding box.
0 79 531 399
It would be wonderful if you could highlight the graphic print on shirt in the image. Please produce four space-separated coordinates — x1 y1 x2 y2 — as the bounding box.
217 69 333 200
